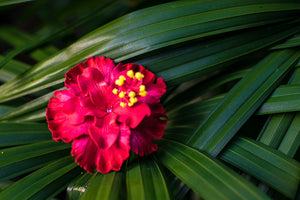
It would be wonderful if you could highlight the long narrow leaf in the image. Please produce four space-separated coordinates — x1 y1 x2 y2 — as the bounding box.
187 50 299 156
257 85 300 114
257 113 295 148
81 172 124 200
0 0 299 102
157 139 269 200
0 149 70 182
165 68 251 112
0 156 79 200
126 158 170 200
0 122 51 147
0 0 33 6
272 34 300 49
67 173 93 200
220 137 300 199
0 0 135 66
278 112 300 157
0 140 70 167
257 67 300 149
29 166 82 200
0 56 30 83
0 90 56 121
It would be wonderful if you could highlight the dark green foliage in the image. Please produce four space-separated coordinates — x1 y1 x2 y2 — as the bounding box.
0 0 299 199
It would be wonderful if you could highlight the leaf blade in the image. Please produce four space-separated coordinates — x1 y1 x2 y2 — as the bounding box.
157 139 269 200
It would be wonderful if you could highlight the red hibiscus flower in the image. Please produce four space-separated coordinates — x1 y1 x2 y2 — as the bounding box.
46 57 167 173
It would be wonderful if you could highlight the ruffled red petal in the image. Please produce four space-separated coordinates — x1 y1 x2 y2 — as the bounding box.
71 124 131 174
84 56 115 84
130 104 167 156
71 136 97 173
96 124 131 173
114 102 151 128
88 113 119 149
65 62 86 95
47 90 92 142
47 116 91 143
77 67 105 94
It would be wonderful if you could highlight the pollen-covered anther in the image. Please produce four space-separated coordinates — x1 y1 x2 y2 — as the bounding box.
139 85 147 96
120 102 127 108
119 75 126 81
112 88 118 95
135 72 144 80
127 70 135 79
128 91 136 98
115 79 124 86
139 91 147 97
139 85 146 92
119 91 126 98
130 97 138 104
115 75 126 86
128 97 138 107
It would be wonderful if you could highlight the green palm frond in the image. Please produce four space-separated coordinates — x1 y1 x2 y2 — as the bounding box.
0 0 299 199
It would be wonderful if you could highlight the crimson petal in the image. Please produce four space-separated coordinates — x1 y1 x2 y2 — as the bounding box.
65 63 86 95
130 104 167 156
114 102 151 128
96 123 131 173
85 56 115 84
72 136 97 173
88 113 119 149
77 67 105 94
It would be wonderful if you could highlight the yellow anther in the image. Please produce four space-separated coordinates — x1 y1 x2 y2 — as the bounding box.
128 97 138 107
120 102 127 108
119 91 126 98
130 97 138 104
139 85 146 92
112 88 118 95
135 72 144 80
119 75 126 81
128 91 136 98
115 79 121 86
127 70 135 78
115 79 124 86
139 91 147 97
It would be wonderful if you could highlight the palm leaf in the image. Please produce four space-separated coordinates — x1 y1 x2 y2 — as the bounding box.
187 50 299 156
0 156 80 200
220 137 300 199
0 0 300 199
0 0 299 102
126 158 170 200
80 172 124 200
0 0 33 6
157 139 269 199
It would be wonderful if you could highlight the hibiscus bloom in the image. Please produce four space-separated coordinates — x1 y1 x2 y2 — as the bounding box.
46 56 167 173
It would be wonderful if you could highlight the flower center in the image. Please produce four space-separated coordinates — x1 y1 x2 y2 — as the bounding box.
106 106 113 113
112 70 148 108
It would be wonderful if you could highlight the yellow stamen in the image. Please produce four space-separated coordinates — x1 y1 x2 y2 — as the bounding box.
115 79 125 86
128 97 138 107
139 85 146 92
128 91 136 98
120 102 127 108
119 91 126 98
112 88 118 95
119 75 126 81
130 97 138 104
135 72 144 80
127 70 134 78
139 91 147 97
